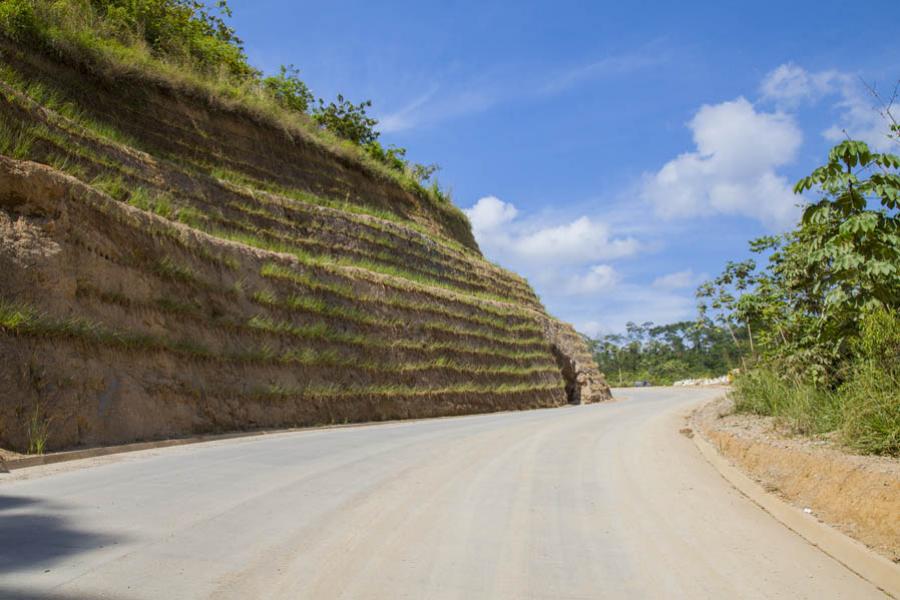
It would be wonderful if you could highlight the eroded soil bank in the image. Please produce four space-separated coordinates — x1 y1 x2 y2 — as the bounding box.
693 396 900 563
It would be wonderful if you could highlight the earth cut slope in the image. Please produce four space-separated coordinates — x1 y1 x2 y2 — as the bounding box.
0 41 610 452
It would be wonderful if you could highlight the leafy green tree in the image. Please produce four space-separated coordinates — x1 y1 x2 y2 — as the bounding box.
793 140 900 323
313 94 379 145
92 0 256 78
696 260 758 359
409 161 440 184
263 65 314 113
364 141 406 172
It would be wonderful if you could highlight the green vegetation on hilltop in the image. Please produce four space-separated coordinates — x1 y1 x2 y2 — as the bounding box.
0 0 454 206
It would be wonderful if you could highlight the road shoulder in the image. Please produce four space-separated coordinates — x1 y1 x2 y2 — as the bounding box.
688 394 900 598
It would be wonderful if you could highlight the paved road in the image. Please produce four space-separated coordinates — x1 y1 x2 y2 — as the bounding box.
0 387 887 599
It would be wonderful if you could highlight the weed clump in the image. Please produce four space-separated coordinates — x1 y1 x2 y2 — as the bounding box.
733 309 900 456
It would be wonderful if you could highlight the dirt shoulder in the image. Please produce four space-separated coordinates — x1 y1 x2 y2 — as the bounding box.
692 395 900 563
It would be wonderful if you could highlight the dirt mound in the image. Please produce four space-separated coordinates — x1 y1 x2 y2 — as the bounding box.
0 43 610 453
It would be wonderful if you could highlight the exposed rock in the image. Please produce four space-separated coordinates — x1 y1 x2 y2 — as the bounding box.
540 318 612 404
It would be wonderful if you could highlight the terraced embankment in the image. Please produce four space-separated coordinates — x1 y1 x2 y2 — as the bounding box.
0 42 610 452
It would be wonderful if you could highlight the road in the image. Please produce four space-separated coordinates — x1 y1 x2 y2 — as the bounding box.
0 387 888 599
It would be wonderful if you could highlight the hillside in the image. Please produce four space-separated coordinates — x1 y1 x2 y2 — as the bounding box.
0 37 609 453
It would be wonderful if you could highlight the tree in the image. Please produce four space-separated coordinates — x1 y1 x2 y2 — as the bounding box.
313 95 379 146
793 140 900 322
91 0 256 78
263 65 314 114
696 259 757 360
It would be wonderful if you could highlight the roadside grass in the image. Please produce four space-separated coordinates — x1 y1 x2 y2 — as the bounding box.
839 362 900 456
732 368 843 436
26 403 51 455
732 309 900 456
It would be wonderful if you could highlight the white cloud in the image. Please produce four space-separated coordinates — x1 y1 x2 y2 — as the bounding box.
578 321 605 338
377 87 439 133
822 81 896 152
760 63 895 152
464 196 518 234
652 269 704 289
641 97 803 229
760 63 837 106
511 217 640 265
464 197 641 270
565 264 620 295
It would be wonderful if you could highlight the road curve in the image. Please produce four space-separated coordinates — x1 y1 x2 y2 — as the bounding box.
0 387 888 599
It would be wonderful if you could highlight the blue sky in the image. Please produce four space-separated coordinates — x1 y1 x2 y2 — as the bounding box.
232 0 899 335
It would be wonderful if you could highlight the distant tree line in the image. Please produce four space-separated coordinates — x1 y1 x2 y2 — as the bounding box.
590 320 739 386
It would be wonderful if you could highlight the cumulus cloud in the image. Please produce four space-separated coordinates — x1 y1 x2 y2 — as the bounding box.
462 195 704 336
565 264 620 295
641 97 803 230
464 197 640 269
511 217 640 265
760 63 895 152
652 269 704 289
760 63 837 106
465 196 518 234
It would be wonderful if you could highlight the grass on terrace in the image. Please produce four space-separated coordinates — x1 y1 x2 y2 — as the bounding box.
0 1 469 225
222 201 529 298
250 289 546 349
0 73 535 300
74 281 549 363
258 263 540 332
255 381 563 401
0 299 555 378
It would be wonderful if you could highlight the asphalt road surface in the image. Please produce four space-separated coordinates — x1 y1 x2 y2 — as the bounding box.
0 387 888 599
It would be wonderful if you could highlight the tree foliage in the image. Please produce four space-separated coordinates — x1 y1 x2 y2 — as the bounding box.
263 65 313 114
94 0 252 74
312 95 379 146
714 137 900 383
703 114 900 454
